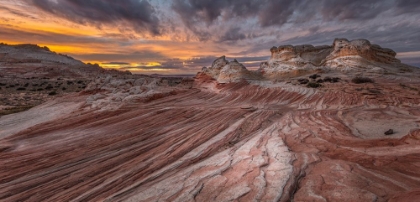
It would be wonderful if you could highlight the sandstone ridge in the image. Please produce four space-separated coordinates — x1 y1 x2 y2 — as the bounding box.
269 38 399 66
201 38 417 82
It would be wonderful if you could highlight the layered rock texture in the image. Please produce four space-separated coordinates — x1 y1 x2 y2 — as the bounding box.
255 38 415 79
1 39 420 201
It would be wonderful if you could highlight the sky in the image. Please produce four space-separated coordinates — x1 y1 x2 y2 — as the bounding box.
1 0 419 74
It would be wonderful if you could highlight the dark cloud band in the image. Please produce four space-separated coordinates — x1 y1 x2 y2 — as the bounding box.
31 0 161 35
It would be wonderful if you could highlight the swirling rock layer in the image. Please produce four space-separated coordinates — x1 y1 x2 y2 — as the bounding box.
1 71 420 201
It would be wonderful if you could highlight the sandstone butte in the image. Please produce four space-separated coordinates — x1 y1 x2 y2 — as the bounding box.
1 38 420 202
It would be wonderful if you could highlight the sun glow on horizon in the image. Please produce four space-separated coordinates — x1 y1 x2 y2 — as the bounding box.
1 0 419 74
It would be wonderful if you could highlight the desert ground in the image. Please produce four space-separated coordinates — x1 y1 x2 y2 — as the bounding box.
1 40 420 201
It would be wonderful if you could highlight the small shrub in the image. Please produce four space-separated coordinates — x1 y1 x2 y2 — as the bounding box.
309 74 321 79
323 77 340 83
62 87 67 91
331 77 340 83
307 82 321 88
45 84 54 90
298 78 309 84
352 77 374 84
384 129 394 135
16 87 26 91
323 77 332 82
48 91 57 96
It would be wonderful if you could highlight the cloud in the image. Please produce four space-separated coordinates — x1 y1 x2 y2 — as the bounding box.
319 0 390 21
397 51 420 67
120 58 184 71
2 0 420 74
171 0 409 42
0 5 38 20
0 25 109 45
30 0 161 35
72 51 165 63
101 62 130 65
395 0 420 14
219 27 246 42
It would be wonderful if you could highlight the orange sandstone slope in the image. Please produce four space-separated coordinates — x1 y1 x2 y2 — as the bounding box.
1 39 420 202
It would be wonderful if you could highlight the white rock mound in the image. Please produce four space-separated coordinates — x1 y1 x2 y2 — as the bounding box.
202 56 258 83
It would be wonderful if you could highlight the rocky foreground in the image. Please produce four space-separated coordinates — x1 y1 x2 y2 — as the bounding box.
1 39 420 201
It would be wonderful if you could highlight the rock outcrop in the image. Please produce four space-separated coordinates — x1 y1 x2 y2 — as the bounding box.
202 56 259 83
268 38 400 66
202 38 416 82
256 38 415 78
326 38 399 64
270 44 332 66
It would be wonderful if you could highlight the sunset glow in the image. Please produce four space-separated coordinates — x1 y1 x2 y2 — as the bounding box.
1 0 419 74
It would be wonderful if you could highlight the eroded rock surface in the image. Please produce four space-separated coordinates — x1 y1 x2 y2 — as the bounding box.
260 38 417 78
1 40 420 201
202 56 260 83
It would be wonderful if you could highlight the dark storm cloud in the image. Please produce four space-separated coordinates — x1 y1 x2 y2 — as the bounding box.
30 0 161 35
395 0 420 13
172 0 394 27
0 26 110 45
219 27 246 42
171 0 298 29
319 0 389 21
172 0 406 41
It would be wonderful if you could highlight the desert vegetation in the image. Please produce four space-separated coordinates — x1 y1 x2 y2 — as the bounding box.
351 76 375 83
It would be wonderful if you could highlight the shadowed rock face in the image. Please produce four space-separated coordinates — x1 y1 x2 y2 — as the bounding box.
1 40 420 201
271 44 333 66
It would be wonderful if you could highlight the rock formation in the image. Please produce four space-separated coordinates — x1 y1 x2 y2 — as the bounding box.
201 56 260 83
257 38 416 78
1 40 420 201
202 38 414 81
